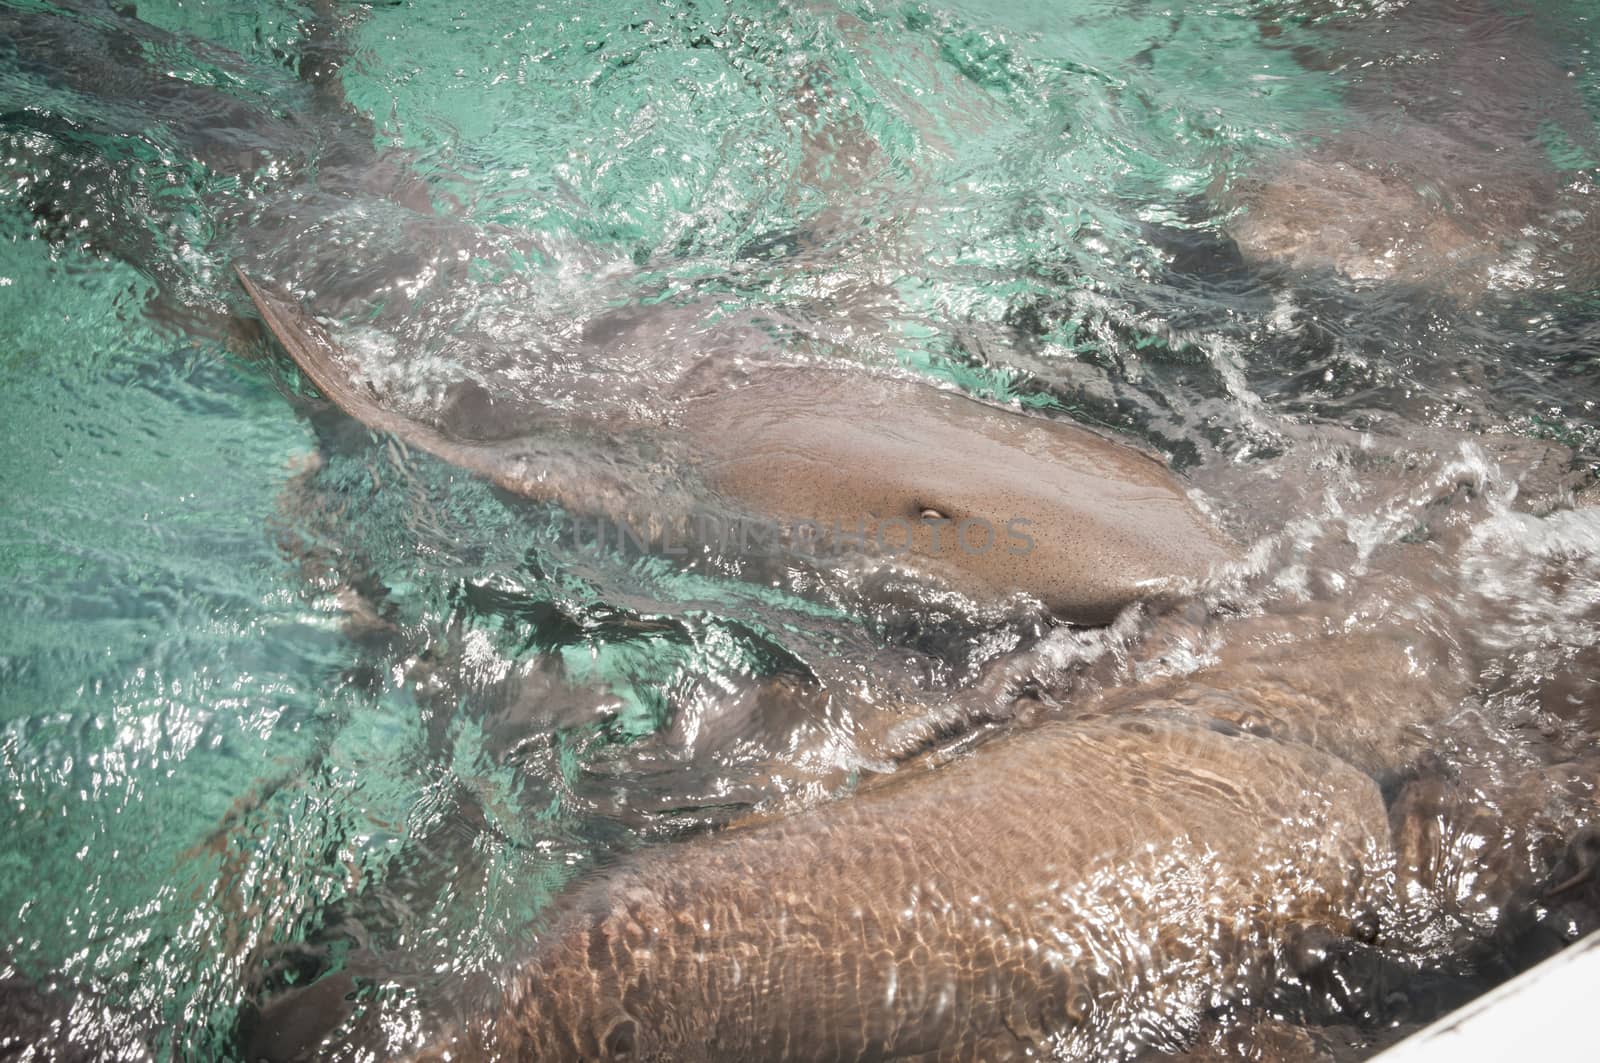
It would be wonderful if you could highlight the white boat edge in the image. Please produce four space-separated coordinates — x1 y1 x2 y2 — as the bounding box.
1370 930 1598 1061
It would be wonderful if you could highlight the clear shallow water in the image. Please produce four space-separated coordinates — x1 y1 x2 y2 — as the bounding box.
1 0 1598 1058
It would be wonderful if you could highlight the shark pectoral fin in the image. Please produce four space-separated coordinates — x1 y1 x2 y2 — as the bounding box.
236 265 440 442
237 266 663 522
236 267 538 490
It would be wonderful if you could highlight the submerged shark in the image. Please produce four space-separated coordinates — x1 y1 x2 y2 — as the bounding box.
250 582 1600 1061
237 269 1234 625
1224 0 1599 294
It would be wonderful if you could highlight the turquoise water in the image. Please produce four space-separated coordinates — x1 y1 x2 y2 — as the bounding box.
2 0 1599 1057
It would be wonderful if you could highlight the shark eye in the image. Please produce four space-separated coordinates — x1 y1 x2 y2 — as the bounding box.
919 507 947 521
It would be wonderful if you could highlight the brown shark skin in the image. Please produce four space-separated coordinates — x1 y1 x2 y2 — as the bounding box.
237 267 1234 625
380 712 1391 1062
1226 0 1597 295
266 557 1591 1063
685 371 1235 625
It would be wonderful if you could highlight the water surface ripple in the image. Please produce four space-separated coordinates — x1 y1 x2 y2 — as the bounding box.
1 0 1597 1058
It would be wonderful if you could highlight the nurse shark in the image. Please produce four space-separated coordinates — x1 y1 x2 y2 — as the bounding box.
252 575 1600 1061
1225 0 1599 293
236 269 1234 626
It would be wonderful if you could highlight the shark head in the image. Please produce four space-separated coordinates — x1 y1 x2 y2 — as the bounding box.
684 368 1235 625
